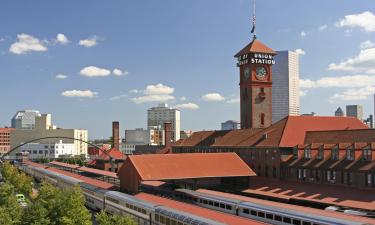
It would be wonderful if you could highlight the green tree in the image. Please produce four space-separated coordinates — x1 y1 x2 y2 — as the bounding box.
56 186 91 225
23 202 51 225
0 183 23 225
96 210 137 225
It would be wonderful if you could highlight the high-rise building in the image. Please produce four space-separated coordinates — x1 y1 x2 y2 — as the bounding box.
11 110 41 130
364 115 373 128
272 51 300 123
346 105 363 121
147 103 180 141
10 112 88 157
221 120 241 130
235 38 276 129
0 128 15 155
335 107 345 117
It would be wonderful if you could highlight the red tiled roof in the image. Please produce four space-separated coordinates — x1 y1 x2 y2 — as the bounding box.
79 166 117 178
135 193 264 225
49 161 80 169
234 39 276 57
121 153 256 181
212 128 263 146
198 189 375 224
305 129 375 144
98 148 126 160
243 177 375 211
236 116 368 148
174 131 229 147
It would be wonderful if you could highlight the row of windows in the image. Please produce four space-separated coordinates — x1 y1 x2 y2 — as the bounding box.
294 169 375 187
241 208 316 225
106 197 147 215
176 193 233 210
22 150 62 155
154 214 183 225
297 147 373 161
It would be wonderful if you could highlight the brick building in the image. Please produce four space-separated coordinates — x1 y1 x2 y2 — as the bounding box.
171 116 374 189
0 128 15 155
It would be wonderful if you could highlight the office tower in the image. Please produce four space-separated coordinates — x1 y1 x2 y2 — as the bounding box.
335 107 344 117
346 105 363 121
147 103 180 141
272 51 300 123
11 110 41 130
221 120 241 130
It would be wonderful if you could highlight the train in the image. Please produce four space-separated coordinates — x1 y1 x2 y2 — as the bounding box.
17 163 225 225
173 189 375 225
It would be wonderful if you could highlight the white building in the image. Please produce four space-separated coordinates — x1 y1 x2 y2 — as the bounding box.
11 113 88 157
20 140 75 159
272 51 300 123
147 103 180 141
122 126 164 155
11 110 41 130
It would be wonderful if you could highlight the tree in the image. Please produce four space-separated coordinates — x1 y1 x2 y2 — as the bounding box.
23 202 51 225
96 210 137 225
56 186 91 225
0 183 23 225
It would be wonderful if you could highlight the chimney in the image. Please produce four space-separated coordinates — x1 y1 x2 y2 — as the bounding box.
164 122 172 147
112 121 120 150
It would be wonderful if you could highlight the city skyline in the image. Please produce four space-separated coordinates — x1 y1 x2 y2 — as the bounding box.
1 0 375 138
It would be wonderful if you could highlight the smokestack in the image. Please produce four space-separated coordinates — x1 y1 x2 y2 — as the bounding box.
164 122 172 147
112 121 119 150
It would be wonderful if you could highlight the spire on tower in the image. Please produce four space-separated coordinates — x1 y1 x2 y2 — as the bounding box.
251 0 256 40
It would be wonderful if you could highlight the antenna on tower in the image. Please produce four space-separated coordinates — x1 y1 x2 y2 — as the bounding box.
251 0 256 40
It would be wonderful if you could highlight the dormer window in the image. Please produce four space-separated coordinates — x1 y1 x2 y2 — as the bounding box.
363 146 372 161
293 147 298 158
317 146 324 160
346 146 355 161
331 146 339 160
304 146 311 159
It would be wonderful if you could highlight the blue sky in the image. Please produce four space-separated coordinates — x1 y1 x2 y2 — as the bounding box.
1 0 375 138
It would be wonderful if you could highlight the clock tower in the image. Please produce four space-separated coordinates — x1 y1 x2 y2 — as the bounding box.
234 38 276 129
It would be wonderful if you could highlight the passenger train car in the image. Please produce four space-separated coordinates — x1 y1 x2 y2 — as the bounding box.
17 163 226 225
174 189 375 225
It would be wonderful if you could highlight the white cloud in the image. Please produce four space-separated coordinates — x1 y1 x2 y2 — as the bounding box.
0 37 4 42
202 93 225 102
226 97 240 104
144 84 174 95
175 103 199 110
61 90 97 98
55 74 68 79
180 96 187 101
330 86 375 102
112 68 128 76
55 33 69 45
300 31 306 37
360 40 375 49
336 11 375 32
109 94 127 101
131 83 175 104
300 89 308 97
328 48 375 73
79 37 98 47
300 75 375 89
129 89 140 94
319 25 328 31
295 48 306 55
80 66 111 77
9 34 47 54
132 95 175 104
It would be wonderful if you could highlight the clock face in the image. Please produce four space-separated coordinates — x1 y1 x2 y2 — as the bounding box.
244 68 250 79
256 66 267 80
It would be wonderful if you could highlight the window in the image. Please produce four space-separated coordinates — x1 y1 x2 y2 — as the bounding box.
275 215 282 221
366 173 372 186
363 147 372 161
250 210 257 216
331 146 339 160
283 217 292 224
293 147 298 158
258 212 265 218
317 146 324 160
347 172 353 185
243 209 250 214
266 213 273 219
260 113 265 126
304 146 311 159
346 146 354 160
225 205 232 210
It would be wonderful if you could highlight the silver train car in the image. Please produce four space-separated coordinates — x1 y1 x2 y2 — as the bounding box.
17 164 226 225
174 189 373 225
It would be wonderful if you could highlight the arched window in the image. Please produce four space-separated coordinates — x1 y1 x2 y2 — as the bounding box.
260 113 265 125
